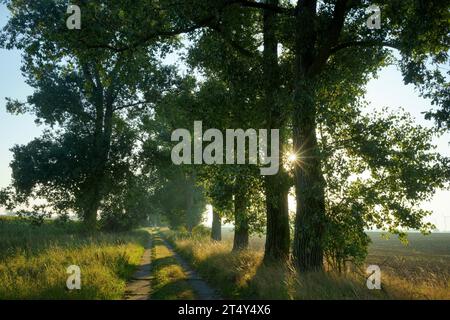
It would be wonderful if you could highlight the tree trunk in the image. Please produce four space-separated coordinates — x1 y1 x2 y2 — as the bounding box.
292 2 326 272
262 0 290 264
185 177 195 232
81 94 114 232
80 158 109 231
264 176 290 262
211 207 222 241
292 88 326 271
232 186 249 251
80 132 108 232
77 63 118 232
233 226 249 251
80 178 102 232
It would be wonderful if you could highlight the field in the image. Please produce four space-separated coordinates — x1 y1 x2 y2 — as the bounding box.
0 217 149 299
366 232 450 299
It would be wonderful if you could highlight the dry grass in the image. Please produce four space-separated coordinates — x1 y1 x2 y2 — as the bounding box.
164 229 450 300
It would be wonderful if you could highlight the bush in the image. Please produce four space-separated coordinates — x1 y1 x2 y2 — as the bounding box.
192 225 211 238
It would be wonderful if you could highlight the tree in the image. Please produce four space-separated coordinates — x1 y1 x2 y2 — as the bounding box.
182 4 292 254
1 0 177 230
181 0 449 269
283 0 450 271
322 108 448 270
149 69 267 249
138 105 208 231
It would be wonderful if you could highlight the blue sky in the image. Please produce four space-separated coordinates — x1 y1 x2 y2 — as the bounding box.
0 5 449 230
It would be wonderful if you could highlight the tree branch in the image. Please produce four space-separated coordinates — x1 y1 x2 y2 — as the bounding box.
113 100 154 112
82 15 215 53
209 23 261 60
79 0 293 53
229 0 294 14
308 0 349 76
329 40 401 55
105 55 125 109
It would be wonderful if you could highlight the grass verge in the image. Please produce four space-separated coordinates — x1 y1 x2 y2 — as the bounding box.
0 217 149 299
162 228 450 300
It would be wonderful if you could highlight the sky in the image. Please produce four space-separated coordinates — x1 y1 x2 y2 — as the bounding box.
0 5 449 231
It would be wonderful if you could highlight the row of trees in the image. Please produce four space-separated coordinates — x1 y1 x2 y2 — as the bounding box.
0 0 449 271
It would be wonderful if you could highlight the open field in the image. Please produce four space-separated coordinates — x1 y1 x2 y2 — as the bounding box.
165 228 450 300
0 217 149 299
366 232 450 299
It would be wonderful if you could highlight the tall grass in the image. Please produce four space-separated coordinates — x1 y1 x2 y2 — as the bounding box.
0 217 149 299
163 229 450 300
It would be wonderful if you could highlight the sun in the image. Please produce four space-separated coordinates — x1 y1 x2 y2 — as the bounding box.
284 150 303 171
287 152 298 164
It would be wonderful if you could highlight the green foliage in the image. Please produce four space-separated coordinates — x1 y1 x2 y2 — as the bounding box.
320 106 448 267
192 225 211 238
155 176 206 230
100 175 153 232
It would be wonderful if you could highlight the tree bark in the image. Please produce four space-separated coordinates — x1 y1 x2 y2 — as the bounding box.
264 175 290 262
80 178 102 232
211 206 222 241
233 227 249 251
262 0 290 264
232 186 249 251
292 1 327 272
292 83 326 272
80 136 110 231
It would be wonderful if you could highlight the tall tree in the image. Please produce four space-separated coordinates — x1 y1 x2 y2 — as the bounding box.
284 0 450 271
1 0 177 230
